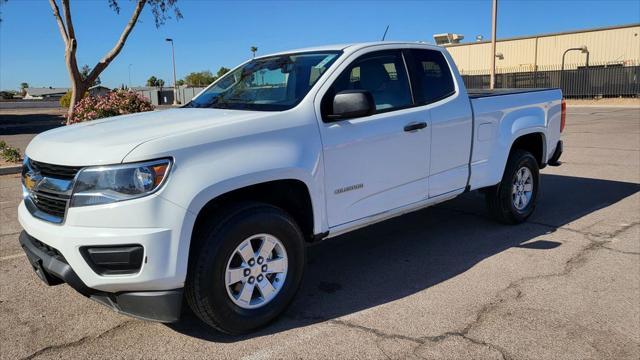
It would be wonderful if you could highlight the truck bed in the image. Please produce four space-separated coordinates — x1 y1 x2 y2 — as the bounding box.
467 87 563 191
468 88 560 99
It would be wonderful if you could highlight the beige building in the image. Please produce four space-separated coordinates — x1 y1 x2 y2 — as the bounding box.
443 23 640 74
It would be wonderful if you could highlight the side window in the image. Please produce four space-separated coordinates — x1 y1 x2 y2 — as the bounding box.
407 49 455 104
322 51 412 117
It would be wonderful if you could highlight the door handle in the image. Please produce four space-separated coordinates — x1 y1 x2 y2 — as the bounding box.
404 122 427 132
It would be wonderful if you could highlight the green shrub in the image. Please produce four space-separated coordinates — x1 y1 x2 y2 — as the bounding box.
60 91 72 108
1 146 22 163
60 91 90 108
0 91 15 100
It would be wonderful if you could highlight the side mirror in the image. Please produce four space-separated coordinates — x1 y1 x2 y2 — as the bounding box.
329 90 375 120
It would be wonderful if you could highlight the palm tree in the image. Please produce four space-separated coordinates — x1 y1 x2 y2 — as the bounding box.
20 82 29 97
250 46 258 58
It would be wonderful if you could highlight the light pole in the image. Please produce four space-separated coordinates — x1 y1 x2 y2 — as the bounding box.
165 38 178 105
560 46 589 92
489 0 498 89
128 64 133 88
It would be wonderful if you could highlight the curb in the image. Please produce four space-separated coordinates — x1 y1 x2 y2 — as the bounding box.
0 165 21 176
566 104 640 108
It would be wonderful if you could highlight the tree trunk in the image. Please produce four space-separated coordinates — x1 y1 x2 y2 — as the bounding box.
66 79 86 124
63 38 84 124
49 0 147 124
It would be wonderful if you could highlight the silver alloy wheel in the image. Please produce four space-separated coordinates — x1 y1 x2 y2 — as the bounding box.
224 234 288 309
511 166 534 210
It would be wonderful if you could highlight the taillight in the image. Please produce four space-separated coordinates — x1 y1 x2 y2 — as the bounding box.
560 99 566 133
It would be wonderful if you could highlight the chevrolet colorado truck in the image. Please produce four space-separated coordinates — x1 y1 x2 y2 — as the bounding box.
18 42 564 334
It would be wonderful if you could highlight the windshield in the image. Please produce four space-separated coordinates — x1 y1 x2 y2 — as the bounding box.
186 51 342 111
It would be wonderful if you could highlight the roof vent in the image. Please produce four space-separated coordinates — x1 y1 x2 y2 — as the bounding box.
433 33 464 46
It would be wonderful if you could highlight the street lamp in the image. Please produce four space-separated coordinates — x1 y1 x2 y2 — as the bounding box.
128 64 133 88
561 46 589 72
560 46 589 91
165 38 178 105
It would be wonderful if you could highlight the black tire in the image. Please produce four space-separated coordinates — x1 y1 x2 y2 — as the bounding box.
185 202 305 334
485 149 539 224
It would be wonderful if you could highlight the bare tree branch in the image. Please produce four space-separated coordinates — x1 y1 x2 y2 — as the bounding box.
52 0 179 122
61 0 76 40
57 0 81 84
87 0 146 85
48 0 69 45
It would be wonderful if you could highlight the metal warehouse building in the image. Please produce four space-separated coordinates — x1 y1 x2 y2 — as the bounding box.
444 23 640 73
440 24 640 97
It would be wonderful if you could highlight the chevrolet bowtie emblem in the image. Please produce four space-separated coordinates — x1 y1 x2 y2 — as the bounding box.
24 172 42 192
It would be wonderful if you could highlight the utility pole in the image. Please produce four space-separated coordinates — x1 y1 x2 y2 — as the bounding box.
165 38 178 105
490 0 498 89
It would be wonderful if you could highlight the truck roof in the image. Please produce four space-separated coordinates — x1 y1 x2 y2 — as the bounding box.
257 41 442 59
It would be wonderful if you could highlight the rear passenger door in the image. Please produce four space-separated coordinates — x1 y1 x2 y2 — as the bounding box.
318 50 432 227
405 49 473 197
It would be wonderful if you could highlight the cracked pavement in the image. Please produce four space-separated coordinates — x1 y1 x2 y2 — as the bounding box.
1 106 639 359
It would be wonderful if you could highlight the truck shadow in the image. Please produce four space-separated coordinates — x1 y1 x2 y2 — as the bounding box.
167 173 639 342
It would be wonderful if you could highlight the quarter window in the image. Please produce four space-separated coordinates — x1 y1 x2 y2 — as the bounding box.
407 49 455 104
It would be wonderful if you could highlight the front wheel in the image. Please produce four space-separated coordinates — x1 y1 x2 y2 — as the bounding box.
185 203 305 334
485 149 539 224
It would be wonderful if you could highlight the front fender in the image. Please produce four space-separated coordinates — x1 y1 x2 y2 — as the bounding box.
184 167 323 229
123 116 326 258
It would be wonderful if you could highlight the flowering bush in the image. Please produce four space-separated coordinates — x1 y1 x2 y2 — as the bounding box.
68 90 155 124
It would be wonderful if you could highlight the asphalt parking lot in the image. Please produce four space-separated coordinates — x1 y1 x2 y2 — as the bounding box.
1 106 638 360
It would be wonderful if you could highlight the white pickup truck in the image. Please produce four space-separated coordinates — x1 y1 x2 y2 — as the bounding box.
19 42 564 334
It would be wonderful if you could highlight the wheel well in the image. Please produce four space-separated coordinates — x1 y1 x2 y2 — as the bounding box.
193 179 315 243
511 133 544 167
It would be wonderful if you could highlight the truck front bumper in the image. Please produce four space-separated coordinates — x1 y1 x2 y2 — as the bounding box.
19 231 183 322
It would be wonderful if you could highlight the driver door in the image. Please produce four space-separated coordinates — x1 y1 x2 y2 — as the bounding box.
317 49 431 227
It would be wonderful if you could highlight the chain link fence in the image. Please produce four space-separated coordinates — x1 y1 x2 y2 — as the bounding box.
460 61 639 98
134 87 207 106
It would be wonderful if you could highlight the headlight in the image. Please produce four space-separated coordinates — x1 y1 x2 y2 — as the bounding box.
70 159 171 207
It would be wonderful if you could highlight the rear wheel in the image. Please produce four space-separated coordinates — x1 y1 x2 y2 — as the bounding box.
486 150 539 224
186 203 305 334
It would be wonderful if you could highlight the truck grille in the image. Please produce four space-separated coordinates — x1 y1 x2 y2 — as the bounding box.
32 192 68 219
29 160 82 180
23 159 82 223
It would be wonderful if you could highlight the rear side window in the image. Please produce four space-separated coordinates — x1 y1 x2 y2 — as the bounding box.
322 50 412 116
407 49 455 104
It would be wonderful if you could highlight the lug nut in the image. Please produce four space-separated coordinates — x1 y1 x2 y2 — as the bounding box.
257 257 264 265
248 259 255 266
243 268 251 277
261 264 268 272
248 276 255 284
257 274 264 282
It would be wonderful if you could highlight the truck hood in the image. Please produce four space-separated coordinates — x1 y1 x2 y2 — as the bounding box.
26 108 265 166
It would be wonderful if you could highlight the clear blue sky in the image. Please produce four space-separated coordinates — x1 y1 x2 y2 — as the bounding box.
1 0 639 90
